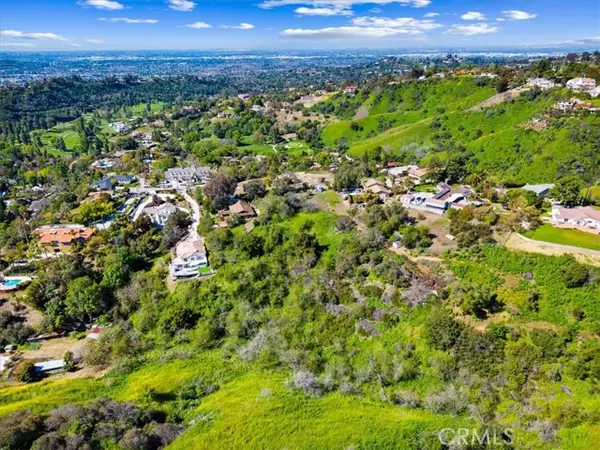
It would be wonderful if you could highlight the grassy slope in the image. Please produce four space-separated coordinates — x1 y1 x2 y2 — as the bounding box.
322 77 494 149
524 224 600 251
169 371 468 450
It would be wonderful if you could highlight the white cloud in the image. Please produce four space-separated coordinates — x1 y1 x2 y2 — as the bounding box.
0 30 68 41
351 16 442 31
446 23 498 36
502 10 537 20
369 7 381 13
222 23 255 30
68 43 83 48
460 11 486 21
79 0 124 10
282 26 424 39
261 1 431 10
295 6 352 16
85 38 105 44
496 18 505 22
99 18 159 24
168 0 196 11
1 42 35 47
186 22 212 29
424 12 438 18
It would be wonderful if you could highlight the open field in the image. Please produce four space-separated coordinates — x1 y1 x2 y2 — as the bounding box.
524 224 600 252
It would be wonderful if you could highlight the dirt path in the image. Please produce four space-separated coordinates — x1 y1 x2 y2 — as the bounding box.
353 105 370 120
469 87 528 112
504 233 600 267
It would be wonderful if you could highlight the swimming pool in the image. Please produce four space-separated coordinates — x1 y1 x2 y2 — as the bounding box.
0 276 32 291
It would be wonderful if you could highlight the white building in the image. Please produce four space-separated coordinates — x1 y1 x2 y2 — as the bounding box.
566 78 597 93
526 78 556 90
166 166 212 187
170 239 208 279
551 206 600 234
521 184 555 198
142 202 180 227
109 121 129 133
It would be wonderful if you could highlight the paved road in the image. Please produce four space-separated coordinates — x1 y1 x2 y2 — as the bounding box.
177 187 201 241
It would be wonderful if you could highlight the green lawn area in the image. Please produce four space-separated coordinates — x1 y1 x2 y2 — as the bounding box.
40 126 81 156
129 102 164 116
524 224 600 251
275 140 311 155
316 190 341 206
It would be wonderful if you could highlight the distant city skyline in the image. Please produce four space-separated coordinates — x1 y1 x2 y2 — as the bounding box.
0 0 598 51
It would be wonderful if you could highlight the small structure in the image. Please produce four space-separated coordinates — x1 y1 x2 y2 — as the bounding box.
344 85 358 95
34 359 66 375
4 344 17 353
551 206 600 234
521 184 554 198
86 325 102 340
170 239 208 279
34 225 95 255
142 202 180 228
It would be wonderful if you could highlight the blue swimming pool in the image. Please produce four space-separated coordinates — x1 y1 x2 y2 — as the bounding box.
2 279 21 287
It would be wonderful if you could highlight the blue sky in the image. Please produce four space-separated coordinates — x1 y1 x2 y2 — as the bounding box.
0 0 598 51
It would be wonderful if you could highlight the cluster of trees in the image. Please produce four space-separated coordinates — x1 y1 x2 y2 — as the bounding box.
0 399 182 450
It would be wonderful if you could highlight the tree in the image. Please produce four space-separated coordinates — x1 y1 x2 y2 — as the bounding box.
55 137 67 152
552 176 584 206
204 172 237 211
162 210 192 248
244 179 266 201
64 277 105 326
333 162 363 191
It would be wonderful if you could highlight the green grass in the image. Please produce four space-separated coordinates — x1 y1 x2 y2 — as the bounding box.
275 140 311 155
524 224 600 251
169 371 471 450
129 102 164 116
316 190 341 206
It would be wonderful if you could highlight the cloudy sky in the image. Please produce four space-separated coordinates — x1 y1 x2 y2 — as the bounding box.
0 0 598 51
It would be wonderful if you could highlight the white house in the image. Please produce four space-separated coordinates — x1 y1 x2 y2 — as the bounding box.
170 239 208 279
566 77 597 93
109 121 129 133
551 206 600 234
526 78 556 90
142 202 180 227
34 359 66 375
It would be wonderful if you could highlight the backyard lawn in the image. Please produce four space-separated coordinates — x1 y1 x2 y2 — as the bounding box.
524 224 600 251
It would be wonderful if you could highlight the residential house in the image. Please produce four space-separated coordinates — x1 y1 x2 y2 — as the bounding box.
566 78 597 93
388 165 419 177
170 239 208 279
218 200 257 221
109 121 129 133
28 197 51 214
407 167 431 184
521 183 554 198
34 225 95 255
526 78 556 90
90 175 136 191
551 206 600 234
363 179 391 200
142 202 180 227
344 85 358 95
166 166 212 186
238 93 252 101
